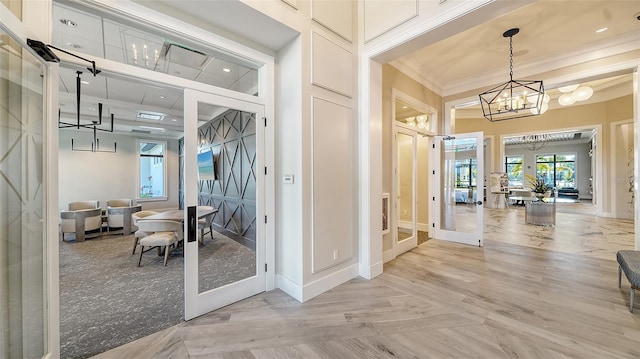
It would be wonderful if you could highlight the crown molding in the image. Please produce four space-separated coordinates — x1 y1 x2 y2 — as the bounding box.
387 60 443 96
443 31 640 97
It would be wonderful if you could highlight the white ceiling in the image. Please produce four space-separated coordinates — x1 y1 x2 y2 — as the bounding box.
52 1 639 138
390 0 640 97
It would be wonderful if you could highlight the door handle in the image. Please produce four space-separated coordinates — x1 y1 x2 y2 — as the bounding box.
187 206 196 242
475 200 483 205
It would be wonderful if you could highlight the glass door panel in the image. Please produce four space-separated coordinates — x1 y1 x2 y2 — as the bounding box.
395 130 417 254
433 132 484 246
0 26 47 357
184 89 265 320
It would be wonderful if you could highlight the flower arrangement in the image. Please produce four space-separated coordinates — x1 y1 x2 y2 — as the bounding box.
526 174 550 194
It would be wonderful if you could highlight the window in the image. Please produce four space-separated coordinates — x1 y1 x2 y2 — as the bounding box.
454 158 477 188
536 153 576 188
505 155 523 187
138 140 167 200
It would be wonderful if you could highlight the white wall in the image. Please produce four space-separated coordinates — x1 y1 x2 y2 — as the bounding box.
58 130 179 211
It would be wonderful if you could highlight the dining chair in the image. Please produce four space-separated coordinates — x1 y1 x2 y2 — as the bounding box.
197 206 216 244
130 210 158 255
135 220 183 267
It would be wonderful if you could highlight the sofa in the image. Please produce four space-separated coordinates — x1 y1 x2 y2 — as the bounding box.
558 187 579 199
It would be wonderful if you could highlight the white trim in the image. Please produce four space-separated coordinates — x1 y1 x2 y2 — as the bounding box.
278 263 360 303
609 119 634 219
383 249 395 263
417 222 429 232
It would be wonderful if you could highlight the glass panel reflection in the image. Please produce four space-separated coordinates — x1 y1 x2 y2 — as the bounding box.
397 132 415 243
440 137 478 233
197 102 257 293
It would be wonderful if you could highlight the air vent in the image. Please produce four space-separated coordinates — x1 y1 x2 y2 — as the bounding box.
160 42 209 68
137 112 164 121
131 129 151 134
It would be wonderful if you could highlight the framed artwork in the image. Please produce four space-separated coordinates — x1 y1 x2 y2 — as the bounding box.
382 193 390 234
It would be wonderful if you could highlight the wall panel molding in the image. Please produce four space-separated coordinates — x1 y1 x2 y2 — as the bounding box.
364 0 418 43
311 0 353 42
311 31 353 98
311 96 354 273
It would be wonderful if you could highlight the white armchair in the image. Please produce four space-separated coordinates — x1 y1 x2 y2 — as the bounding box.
106 199 140 235
60 201 102 242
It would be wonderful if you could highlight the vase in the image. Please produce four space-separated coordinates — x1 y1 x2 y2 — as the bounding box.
534 192 545 198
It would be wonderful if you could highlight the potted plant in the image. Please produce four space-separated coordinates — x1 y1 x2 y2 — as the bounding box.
526 174 550 198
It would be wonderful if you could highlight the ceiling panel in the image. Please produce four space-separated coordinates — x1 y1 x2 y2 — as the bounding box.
141 86 183 109
105 77 146 104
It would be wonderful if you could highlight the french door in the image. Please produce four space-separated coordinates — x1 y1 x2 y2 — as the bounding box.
183 89 266 320
393 128 418 255
431 132 484 246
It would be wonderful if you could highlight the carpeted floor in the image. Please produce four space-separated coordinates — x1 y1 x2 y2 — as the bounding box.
59 230 255 359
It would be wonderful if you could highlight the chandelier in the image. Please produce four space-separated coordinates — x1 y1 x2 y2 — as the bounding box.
479 28 545 122
520 134 548 151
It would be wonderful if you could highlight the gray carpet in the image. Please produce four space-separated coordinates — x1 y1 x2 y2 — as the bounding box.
59 230 255 359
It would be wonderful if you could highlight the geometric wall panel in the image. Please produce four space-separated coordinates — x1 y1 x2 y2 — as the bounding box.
179 109 257 248
312 97 354 272
311 32 353 98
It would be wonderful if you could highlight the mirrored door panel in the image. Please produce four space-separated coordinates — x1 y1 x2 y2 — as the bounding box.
396 132 416 245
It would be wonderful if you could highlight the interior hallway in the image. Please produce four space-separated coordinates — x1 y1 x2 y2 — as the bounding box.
92 202 638 358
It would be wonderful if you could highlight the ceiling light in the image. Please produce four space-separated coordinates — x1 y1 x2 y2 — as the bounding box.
572 86 593 101
558 93 576 106
171 119 177 122
60 19 77 27
80 80 89 85
405 117 416 126
558 84 579 93
137 112 165 121
159 95 166 99
222 67 232 73
66 43 82 49
138 125 166 132
595 27 608 33
478 28 544 122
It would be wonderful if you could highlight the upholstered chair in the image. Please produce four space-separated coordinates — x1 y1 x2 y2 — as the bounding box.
131 210 158 255
135 220 184 266
60 202 102 242
106 199 140 235
197 206 216 244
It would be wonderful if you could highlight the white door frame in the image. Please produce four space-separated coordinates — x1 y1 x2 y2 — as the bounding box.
392 128 418 255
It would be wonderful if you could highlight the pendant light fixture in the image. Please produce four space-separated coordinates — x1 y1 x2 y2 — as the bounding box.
479 28 545 122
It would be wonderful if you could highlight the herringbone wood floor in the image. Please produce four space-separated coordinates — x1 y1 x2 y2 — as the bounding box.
94 237 640 358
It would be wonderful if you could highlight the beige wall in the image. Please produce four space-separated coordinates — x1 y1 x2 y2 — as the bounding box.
382 64 442 253
455 95 633 215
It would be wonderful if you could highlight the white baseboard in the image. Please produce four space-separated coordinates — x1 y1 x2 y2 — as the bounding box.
277 263 360 303
383 249 395 263
398 220 412 230
276 274 303 302
361 260 383 279
417 223 429 232
399 221 430 232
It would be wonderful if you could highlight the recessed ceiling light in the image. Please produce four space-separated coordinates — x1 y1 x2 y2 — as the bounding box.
60 19 77 27
402 106 407 109
160 95 166 99
80 80 89 85
67 43 82 49
139 125 166 132
222 68 232 73
595 27 608 33
171 119 177 122
137 111 165 121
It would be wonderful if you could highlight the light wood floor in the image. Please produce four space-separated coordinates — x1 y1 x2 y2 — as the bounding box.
94 204 639 358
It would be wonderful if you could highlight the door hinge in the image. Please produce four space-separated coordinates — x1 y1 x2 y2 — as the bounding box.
432 170 436 175
265 167 267 175
265 263 268 272
432 223 435 228
264 117 267 127
432 197 435 201
432 144 435 149
264 215 267 223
